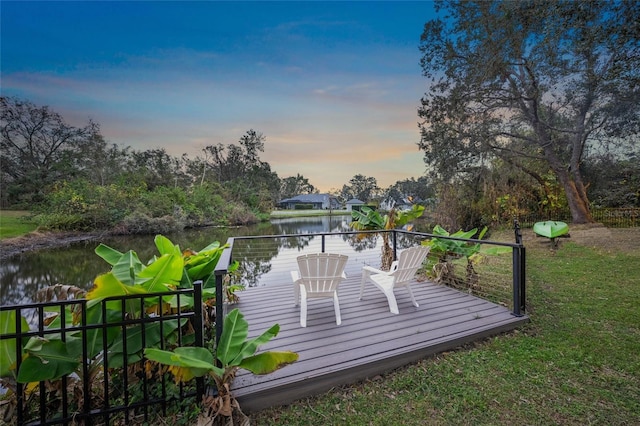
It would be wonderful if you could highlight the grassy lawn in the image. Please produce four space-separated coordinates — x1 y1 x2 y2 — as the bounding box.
252 231 640 425
0 210 37 240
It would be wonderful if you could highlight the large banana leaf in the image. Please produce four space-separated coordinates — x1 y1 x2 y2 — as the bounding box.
216 308 249 367
112 250 144 285
137 253 183 292
87 272 149 315
87 272 148 300
154 234 182 256
45 304 120 359
108 319 183 368
94 243 125 266
394 204 426 228
238 351 299 375
17 338 80 383
0 310 29 378
350 206 385 230
231 323 280 366
145 346 220 379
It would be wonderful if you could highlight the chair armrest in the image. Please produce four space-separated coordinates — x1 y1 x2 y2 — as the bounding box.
291 271 301 283
362 265 392 276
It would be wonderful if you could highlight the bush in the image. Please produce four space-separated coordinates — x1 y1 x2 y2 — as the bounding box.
117 211 184 234
32 212 87 231
225 203 258 226
294 204 314 210
33 180 142 230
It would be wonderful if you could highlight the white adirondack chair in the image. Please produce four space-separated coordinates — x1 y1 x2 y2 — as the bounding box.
291 253 349 327
359 245 431 314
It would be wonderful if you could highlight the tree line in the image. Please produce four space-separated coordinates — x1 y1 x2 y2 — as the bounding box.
2 1 638 233
0 96 435 233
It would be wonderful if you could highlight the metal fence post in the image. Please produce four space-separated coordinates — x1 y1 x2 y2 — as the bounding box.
193 281 204 399
215 273 224 345
512 220 526 316
519 245 526 314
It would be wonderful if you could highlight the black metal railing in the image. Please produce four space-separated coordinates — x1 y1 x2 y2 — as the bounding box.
1 285 204 425
214 226 526 343
2 226 526 424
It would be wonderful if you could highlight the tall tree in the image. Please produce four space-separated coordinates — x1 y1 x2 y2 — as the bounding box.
202 129 268 183
0 97 100 205
280 174 316 199
384 177 435 206
341 174 379 202
418 0 640 223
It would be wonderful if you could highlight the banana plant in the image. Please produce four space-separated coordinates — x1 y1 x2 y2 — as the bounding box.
145 308 298 423
5 235 231 385
92 234 239 313
423 225 510 288
351 205 425 270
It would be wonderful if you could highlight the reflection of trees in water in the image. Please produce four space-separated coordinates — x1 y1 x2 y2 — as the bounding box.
344 233 379 252
2 215 368 305
341 230 427 255
271 215 351 235
0 246 108 305
231 234 316 287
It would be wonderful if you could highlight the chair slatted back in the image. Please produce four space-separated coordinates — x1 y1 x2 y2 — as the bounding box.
296 253 348 293
393 246 431 284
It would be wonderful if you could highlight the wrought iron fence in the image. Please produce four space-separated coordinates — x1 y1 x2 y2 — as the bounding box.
0 286 205 425
516 207 640 228
1 227 526 424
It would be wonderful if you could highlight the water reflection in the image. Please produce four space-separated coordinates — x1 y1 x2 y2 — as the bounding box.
1 214 362 305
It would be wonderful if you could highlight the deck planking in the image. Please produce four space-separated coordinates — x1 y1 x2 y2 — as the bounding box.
231 272 529 412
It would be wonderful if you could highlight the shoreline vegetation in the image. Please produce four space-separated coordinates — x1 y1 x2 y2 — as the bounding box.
0 209 352 260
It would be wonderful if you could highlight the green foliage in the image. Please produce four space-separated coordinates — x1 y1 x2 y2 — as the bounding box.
0 234 231 387
424 225 488 262
145 308 298 381
294 204 314 210
351 205 426 232
31 179 143 231
0 310 29 379
145 308 298 420
351 205 426 270
418 1 639 223
423 225 510 288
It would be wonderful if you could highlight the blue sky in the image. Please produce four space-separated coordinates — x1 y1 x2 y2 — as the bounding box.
2 1 437 192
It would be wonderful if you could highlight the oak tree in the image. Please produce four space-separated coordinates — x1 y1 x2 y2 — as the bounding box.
418 0 640 223
1 97 100 205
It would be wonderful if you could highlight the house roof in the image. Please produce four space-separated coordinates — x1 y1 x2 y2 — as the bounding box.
278 193 335 204
345 198 365 205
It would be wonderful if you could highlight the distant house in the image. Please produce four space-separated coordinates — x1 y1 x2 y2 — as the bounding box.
345 198 366 212
277 193 341 210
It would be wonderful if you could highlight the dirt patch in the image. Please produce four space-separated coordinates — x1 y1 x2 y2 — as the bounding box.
0 231 105 261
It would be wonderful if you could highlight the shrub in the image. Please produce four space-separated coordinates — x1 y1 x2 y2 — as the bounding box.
118 211 184 234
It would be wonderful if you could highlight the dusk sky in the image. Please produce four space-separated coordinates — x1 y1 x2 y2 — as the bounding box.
2 1 437 192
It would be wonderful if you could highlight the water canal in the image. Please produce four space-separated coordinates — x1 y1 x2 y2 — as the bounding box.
1 214 363 306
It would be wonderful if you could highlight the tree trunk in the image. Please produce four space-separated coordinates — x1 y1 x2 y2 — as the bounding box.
557 168 594 224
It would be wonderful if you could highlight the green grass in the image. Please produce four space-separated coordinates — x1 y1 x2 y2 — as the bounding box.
251 234 640 425
0 210 37 239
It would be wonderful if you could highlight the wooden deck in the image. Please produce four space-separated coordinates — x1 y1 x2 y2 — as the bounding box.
231 272 529 412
